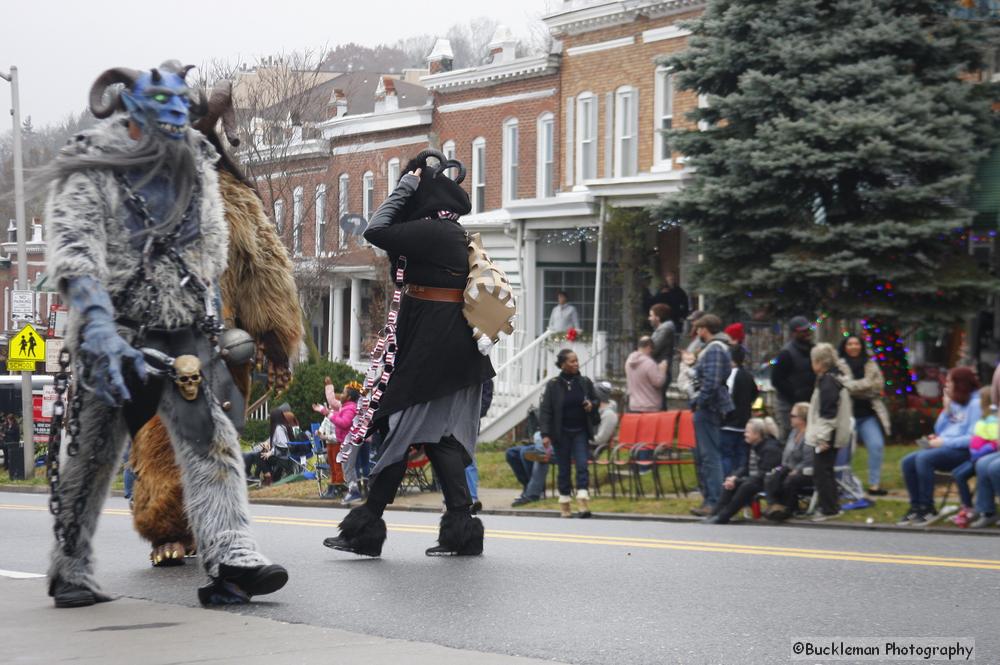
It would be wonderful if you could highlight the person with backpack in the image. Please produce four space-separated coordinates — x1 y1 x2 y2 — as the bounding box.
323 151 494 558
720 344 759 477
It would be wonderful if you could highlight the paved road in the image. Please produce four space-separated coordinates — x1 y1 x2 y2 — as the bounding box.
2 490 999 664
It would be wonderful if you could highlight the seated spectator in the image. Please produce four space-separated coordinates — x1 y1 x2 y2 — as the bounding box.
244 409 292 483
507 432 551 507
625 337 668 413
702 417 782 524
951 387 997 527
899 367 981 526
764 402 814 520
971 448 1000 528
592 381 619 450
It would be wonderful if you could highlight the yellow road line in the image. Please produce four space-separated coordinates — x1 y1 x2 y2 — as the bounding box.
5 503 1000 572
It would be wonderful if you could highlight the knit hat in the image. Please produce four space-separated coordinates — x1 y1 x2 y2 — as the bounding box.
788 316 812 333
686 309 704 323
594 380 612 403
399 149 472 220
724 322 745 345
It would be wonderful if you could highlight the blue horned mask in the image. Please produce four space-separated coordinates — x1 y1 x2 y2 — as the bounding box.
88 61 205 139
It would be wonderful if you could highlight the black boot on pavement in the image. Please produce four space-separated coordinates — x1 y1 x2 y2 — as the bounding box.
323 505 387 557
426 509 484 556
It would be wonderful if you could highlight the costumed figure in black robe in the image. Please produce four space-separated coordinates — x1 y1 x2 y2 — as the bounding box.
323 150 494 557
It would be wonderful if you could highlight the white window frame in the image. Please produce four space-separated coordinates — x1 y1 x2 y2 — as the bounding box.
363 171 375 244
502 118 519 203
614 86 639 178
387 158 400 196
536 112 555 198
654 66 674 170
575 92 598 183
337 173 349 249
441 140 457 179
314 184 326 257
472 137 486 214
292 186 304 256
272 199 285 234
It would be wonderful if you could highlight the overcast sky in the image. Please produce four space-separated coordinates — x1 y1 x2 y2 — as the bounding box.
3 0 554 128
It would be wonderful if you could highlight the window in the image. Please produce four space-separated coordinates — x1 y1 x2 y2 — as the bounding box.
654 67 674 168
537 113 555 198
614 86 638 177
540 268 622 337
387 158 400 196
576 93 598 182
292 186 303 256
314 184 326 257
472 137 486 213
272 199 285 234
363 171 375 228
441 141 457 180
337 174 349 249
502 119 519 203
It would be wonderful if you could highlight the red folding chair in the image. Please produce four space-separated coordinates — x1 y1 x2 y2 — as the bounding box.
634 410 678 497
655 410 696 497
612 412 659 498
595 413 640 498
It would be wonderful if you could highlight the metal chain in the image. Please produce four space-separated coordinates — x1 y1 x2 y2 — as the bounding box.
46 348 72 553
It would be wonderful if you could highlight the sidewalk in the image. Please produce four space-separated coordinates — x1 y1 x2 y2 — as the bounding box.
1 577 562 665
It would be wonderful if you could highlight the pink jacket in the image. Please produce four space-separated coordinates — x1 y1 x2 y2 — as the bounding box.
625 351 666 412
328 400 358 442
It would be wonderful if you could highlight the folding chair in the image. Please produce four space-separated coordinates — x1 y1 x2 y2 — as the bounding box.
399 446 435 494
635 410 678 498
594 413 640 498
617 412 660 498
607 413 654 498
654 410 696 497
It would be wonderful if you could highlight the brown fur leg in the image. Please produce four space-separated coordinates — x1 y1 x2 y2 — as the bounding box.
131 418 194 553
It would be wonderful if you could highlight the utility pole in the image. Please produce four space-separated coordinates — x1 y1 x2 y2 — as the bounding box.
1 66 35 480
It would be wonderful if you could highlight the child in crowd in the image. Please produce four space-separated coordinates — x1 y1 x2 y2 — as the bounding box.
952 387 998 528
314 382 363 505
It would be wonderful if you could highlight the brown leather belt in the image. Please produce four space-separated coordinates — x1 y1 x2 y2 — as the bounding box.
405 284 464 302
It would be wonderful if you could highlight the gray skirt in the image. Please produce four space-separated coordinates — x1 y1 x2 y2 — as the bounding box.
370 383 483 477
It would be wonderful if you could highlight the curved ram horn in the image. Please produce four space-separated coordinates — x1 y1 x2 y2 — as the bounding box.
151 68 162 83
88 67 141 119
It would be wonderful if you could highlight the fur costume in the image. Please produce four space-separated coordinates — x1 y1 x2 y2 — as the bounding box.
130 168 302 564
45 64 286 606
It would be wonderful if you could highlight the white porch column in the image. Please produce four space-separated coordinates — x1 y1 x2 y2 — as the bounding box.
523 230 539 337
332 283 345 361
349 277 362 363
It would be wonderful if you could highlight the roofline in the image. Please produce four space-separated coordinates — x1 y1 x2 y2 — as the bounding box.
318 105 434 138
421 54 561 92
542 0 706 37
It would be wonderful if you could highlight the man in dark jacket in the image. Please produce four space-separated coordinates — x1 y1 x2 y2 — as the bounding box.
771 316 815 441
646 271 690 331
720 345 759 477
703 419 783 525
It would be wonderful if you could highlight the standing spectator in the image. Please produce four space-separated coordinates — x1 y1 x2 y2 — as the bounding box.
649 304 675 387
837 334 891 495
764 402 814 520
3 414 19 474
625 337 668 413
950 387 998 527
548 291 580 333
898 367 981 526
702 418 782 525
805 343 852 522
647 271 690 330
688 314 735 517
771 316 816 440
315 384 361 503
539 349 600 518
684 309 706 355
720 345 759 477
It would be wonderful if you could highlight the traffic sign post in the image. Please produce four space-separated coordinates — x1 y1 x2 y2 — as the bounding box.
6 359 35 372
11 290 33 320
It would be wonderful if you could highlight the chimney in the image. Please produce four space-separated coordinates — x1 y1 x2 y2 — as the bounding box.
488 25 517 65
7 220 15 244
327 88 348 119
374 76 399 113
30 222 42 243
427 38 454 75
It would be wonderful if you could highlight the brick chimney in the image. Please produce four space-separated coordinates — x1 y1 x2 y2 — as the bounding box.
374 76 399 113
427 38 454 75
488 25 517 65
327 88 348 119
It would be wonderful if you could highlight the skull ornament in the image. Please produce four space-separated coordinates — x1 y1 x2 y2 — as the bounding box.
173 355 202 401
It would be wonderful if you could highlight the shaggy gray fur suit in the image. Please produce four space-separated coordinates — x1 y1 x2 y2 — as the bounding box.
45 116 269 597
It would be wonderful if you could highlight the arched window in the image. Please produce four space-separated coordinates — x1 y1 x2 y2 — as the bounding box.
273 199 285 234
292 186 304 256
614 85 638 177
471 137 486 213
363 171 375 221
502 118 519 203
442 140 457 180
536 112 555 198
387 158 400 196
575 92 598 182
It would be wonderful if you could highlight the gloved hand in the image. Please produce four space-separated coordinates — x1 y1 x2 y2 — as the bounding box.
68 277 148 407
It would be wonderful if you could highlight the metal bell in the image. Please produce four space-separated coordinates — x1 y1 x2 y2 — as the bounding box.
219 328 255 365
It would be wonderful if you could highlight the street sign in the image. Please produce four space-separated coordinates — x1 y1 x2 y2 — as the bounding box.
9 323 45 361
339 213 367 237
46 304 68 338
41 385 56 418
11 290 33 319
7 359 35 372
45 338 65 372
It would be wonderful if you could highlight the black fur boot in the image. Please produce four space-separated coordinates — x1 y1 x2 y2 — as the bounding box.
425 510 484 556
322 505 387 557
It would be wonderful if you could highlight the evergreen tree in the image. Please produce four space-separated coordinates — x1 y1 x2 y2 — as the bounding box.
652 0 999 326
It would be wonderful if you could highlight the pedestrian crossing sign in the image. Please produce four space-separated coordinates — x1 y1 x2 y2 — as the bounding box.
9 323 46 362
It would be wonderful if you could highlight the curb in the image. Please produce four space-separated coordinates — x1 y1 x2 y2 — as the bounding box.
4 484 995 538
245 495 1000 538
